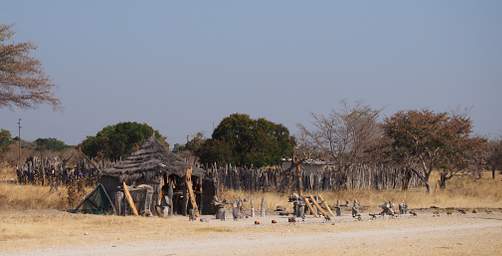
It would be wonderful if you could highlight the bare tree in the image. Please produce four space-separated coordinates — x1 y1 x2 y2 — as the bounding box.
0 24 59 109
298 101 382 168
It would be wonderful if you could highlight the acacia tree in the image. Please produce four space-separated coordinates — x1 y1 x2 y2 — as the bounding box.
437 134 487 189
384 110 481 192
0 24 59 109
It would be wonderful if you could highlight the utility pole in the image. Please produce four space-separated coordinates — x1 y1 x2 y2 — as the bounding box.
17 118 21 168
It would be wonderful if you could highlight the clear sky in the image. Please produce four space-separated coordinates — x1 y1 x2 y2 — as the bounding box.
1 1 501 145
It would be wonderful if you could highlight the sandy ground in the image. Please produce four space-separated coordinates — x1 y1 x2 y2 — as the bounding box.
1 209 502 256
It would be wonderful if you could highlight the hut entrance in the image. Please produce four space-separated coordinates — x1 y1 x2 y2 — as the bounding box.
161 173 202 216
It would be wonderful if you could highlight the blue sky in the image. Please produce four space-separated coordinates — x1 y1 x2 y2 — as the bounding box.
1 1 501 145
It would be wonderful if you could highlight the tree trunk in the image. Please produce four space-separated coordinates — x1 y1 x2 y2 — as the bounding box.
439 172 447 190
424 181 431 193
401 168 412 191
493 168 496 179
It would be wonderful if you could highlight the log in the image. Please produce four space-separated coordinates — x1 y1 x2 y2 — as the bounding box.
303 196 319 217
309 195 330 219
318 195 336 219
122 182 139 216
185 167 200 218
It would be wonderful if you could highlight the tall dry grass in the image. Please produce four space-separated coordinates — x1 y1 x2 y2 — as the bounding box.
0 184 68 210
0 165 83 210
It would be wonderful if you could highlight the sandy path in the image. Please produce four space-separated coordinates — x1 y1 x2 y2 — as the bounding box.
5 217 502 256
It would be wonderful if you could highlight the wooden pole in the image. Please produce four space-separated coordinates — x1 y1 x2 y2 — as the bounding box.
185 166 200 217
122 182 139 216
303 196 319 217
318 195 336 219
309 195 330 219
294 159 303 196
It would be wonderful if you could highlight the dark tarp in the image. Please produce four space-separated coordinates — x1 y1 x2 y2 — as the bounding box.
71 184 116 215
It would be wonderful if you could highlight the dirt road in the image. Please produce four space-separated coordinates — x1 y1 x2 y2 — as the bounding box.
2 211 502 256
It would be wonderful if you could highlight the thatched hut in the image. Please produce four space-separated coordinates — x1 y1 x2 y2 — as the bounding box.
98 137 217 216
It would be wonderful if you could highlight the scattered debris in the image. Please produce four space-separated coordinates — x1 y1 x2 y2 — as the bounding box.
275 206 286 212
380 201 396 216
271 220 278 224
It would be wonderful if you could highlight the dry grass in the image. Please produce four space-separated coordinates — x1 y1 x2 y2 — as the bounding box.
0 184 68 210
222 171 502 211
0 165 93 210
0 164 16 181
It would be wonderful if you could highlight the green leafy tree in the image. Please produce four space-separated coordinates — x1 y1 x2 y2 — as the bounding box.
198 113 295 167
34 138 69 151
0 129 12 152
81 122 168 161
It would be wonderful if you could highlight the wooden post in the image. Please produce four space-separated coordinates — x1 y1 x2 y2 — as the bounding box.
294 159 303 197
122 182 139 216
260 197 266 217
185 166 200 217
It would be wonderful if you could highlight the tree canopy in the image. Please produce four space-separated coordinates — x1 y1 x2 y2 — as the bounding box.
80 122 168 161
0 129 12 152
34 138 69 151
0 24 59 109
383 110 484 192
197 113 295 167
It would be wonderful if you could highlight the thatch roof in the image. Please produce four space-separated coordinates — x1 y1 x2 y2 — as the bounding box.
101 137 204 182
